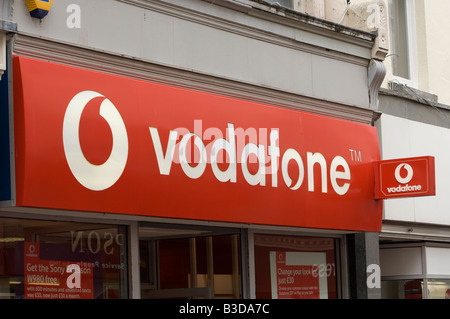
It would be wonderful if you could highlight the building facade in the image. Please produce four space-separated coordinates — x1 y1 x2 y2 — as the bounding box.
291 0 450 299
374 0 450 299
1 0 389 299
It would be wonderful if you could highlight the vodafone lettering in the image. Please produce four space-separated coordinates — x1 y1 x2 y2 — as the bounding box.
387 184 422 194
148 123 351 195
13 56 383 232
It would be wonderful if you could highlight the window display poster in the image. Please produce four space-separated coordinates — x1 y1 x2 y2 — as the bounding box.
23 242 94 299
270 251 328 299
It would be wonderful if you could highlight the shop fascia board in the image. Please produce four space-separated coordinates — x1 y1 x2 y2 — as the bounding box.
120 0 375 61
247 8 375 60
205 0 376 59
238 0 375 41
13 35 375 125
378 88 450 129
381 222 450 243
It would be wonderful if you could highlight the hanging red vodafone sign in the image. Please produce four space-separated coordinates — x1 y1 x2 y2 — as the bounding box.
374 156 436 199
13 56 383 231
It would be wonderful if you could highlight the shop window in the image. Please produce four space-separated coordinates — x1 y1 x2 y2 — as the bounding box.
139 226 241 299
381 279 450 299
380 244 450 299
0 217 128 299
381 279 423 299
427 280 450 299
254 234 338 299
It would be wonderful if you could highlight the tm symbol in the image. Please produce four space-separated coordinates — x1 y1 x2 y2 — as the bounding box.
349 149 362 162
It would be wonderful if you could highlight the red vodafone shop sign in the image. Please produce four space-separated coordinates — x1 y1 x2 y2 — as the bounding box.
13 56 382 231
374 156 436 199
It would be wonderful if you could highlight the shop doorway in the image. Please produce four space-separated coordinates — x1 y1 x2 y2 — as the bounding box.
138 224 242 299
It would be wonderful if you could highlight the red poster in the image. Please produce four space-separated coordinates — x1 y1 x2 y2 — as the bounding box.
24 242 94 299
270 251 328 299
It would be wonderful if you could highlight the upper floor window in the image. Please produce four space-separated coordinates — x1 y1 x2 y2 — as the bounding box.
389 0 418 87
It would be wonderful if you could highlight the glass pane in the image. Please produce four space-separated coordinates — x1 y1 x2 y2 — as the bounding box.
382 279 450 299
381 279 423 299
139 226 241 299
0 217 128 299
427 280 450 299
254 234 338 299
159 238 191 290
389 0 411 79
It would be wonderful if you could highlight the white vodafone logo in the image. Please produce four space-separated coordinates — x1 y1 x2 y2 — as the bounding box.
394 163 413 184
63 90 128 191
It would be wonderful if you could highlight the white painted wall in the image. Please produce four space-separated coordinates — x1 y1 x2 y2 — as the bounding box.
416 0 450 106
377 114 450 225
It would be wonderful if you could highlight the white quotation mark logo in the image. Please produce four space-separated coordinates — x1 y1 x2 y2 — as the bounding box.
63 91 128 191
395 163 413 184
